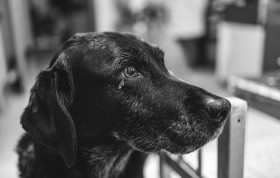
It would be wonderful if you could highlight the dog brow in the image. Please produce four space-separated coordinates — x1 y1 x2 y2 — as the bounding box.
154 47 164 62
139 52 150 66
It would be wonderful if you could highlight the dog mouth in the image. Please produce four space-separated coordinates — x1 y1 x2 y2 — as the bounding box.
160 117 227 154
113 102 229 154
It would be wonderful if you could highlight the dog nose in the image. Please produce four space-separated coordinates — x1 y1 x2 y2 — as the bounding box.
206 98 231 122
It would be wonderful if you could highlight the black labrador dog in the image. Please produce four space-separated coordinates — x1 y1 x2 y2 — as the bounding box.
17 32 230 178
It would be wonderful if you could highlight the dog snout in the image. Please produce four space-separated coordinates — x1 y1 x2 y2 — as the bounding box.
205 98 231 122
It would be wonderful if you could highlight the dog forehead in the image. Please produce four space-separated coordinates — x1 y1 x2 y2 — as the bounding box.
53 32 165 73
76 33 152 62
72 32 161 57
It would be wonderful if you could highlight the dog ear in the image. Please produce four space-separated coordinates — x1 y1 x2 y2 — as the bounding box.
21 64 76 168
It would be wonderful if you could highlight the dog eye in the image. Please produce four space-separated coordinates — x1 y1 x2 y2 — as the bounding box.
124 67 140 78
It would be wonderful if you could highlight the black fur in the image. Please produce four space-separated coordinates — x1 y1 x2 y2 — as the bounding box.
17 32 231 178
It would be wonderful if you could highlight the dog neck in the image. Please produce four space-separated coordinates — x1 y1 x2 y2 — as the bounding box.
80 142 133 178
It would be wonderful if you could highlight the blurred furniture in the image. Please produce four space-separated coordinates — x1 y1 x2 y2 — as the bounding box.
215 0 280 83
229 71 280 120
94 0 119 32
88 0 96 32
0 13 7 109
215 22 264 82
0 0 15 61
29 0 93 50
159 97 247 178
7 0 30 91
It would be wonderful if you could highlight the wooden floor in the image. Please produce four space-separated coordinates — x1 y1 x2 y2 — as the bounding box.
1 37 280 178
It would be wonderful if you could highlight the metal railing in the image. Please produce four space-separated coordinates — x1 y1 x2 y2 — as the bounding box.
160 97 247 178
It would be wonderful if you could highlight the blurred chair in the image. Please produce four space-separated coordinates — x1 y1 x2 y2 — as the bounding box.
159 97 247 178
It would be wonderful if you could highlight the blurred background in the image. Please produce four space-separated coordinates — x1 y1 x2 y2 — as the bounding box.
1 0 280 177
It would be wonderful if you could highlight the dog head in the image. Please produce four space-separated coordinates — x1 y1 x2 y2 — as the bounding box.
21 32 231 168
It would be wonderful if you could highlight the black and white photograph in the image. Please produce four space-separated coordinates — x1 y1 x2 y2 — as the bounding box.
0 0 280 178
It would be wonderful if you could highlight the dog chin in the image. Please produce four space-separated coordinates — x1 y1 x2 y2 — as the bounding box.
112 120 226 155
164 123 226 155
